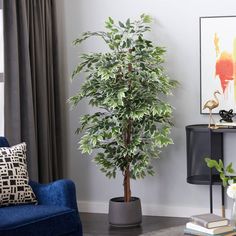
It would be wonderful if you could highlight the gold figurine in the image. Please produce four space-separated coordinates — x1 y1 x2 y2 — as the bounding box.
203 90 221 129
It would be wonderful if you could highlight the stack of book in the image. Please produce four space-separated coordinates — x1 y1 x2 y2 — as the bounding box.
184 213 235 235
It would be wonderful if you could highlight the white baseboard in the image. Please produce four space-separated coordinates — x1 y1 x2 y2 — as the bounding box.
78 201 231 218
79 201 108 214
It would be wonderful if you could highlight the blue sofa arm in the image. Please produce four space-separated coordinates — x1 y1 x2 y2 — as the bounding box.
29 179 78 211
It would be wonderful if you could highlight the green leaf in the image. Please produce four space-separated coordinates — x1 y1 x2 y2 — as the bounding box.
118 21 125 28
205 158 218 169
226 163 235 174
71 64 85 79
222 177 228 187
126 18 130 27
141 14 152 23
205 158 236 186
108 17 114 24
219 159 224 169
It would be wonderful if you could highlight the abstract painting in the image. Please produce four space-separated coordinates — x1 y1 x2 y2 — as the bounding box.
200 16 236 114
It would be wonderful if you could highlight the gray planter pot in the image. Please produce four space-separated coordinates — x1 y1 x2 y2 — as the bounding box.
108 197 142 227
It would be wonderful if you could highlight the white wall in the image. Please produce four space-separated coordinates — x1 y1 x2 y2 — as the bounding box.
63 0 236 217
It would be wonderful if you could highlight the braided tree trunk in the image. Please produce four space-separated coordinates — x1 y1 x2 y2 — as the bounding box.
123 59 132 202
123 118 132 202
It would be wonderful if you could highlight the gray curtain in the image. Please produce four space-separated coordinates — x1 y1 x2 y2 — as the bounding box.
3 0 64 182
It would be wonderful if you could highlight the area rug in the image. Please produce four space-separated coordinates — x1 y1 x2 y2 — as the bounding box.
140 225 185 236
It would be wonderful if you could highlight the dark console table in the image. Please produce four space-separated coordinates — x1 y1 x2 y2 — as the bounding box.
186 124 236 216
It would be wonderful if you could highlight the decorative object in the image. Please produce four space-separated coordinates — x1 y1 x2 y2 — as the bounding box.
70 14 177 226
227 184 236 229
219 109 235 123
205 158 236 229
190 213 229 229
0 143 37 206
227 184 236 199
186 222 233 235
203 90 221 128
205 158 235 188
200 16 236 114
231 199 236 230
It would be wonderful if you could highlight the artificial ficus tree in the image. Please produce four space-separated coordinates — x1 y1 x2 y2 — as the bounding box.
69 14 177 202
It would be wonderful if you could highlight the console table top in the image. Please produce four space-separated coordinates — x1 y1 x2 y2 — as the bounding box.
186 124 236 133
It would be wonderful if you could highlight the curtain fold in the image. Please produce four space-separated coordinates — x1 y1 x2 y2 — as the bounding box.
3 0 64 182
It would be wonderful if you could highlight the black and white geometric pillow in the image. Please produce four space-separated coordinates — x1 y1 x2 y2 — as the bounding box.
0 143 37 207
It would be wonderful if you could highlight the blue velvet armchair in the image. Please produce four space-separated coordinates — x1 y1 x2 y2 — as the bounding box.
0 137 83 236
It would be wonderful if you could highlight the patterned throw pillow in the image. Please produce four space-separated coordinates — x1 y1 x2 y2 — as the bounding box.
0 143 37 206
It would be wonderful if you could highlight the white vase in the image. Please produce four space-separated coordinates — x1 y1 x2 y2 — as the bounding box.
231 199 236 229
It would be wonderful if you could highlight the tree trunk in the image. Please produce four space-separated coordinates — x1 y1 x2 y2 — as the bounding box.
123 59 133 202
123 118 132 202
124 165 131 202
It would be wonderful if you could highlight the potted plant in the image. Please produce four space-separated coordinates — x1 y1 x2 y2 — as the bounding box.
205 158 236 227
69 14 177 227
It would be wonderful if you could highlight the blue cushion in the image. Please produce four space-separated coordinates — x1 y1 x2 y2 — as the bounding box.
0 137 9 147
0 204 80 236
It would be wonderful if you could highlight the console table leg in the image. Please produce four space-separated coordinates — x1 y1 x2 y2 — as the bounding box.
210 167 213 213
210 183 213 213
221 185 225 217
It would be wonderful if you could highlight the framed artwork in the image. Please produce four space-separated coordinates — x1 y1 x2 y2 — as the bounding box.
200 16 236 114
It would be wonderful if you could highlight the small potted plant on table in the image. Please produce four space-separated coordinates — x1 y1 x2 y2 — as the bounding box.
70 14 177 227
